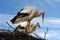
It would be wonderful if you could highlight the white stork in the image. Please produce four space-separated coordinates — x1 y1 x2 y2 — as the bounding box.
10 6 45 33
10 6 45 24
14 22 40 33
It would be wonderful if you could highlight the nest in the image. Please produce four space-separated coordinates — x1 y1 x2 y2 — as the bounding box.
0 29 45 40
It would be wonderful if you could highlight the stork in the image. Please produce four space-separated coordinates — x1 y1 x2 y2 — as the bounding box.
14 22 40 33
10 6 45 24
10 6 45 33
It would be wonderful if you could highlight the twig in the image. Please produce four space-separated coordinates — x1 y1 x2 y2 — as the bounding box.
33 33 39 38
44 27 48 39
6 21 15 29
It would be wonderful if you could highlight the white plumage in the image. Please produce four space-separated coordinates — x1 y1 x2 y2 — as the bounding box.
10 6 45 24
11 6 45 33
14 22 40 33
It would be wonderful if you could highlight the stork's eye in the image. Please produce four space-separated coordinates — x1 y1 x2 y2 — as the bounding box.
18 15 23 18
18 16 21 18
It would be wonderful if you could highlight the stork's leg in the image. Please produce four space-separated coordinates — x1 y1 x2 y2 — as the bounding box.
25 21 30 34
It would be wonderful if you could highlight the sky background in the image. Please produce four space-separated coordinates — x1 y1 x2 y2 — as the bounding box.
0 0 60 40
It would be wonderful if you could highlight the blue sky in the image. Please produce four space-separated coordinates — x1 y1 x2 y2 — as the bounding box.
0 0 60 40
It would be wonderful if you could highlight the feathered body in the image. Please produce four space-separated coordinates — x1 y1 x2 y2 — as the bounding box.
10 6 45 33
10 6 45 24
14 22 40 33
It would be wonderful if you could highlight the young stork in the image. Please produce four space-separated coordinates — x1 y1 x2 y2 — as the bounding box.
14 22 40 33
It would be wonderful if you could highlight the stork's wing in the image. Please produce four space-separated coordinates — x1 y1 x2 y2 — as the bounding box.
17 12 29 18
17 16 30 22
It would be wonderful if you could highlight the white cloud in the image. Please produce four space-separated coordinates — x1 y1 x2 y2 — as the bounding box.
46 31 58 38
35 30 60 40
46 31 60 40
0 14 15 29
40 17 60 29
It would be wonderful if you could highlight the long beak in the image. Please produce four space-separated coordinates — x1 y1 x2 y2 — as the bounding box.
42 11 45 23
42 13 44 23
